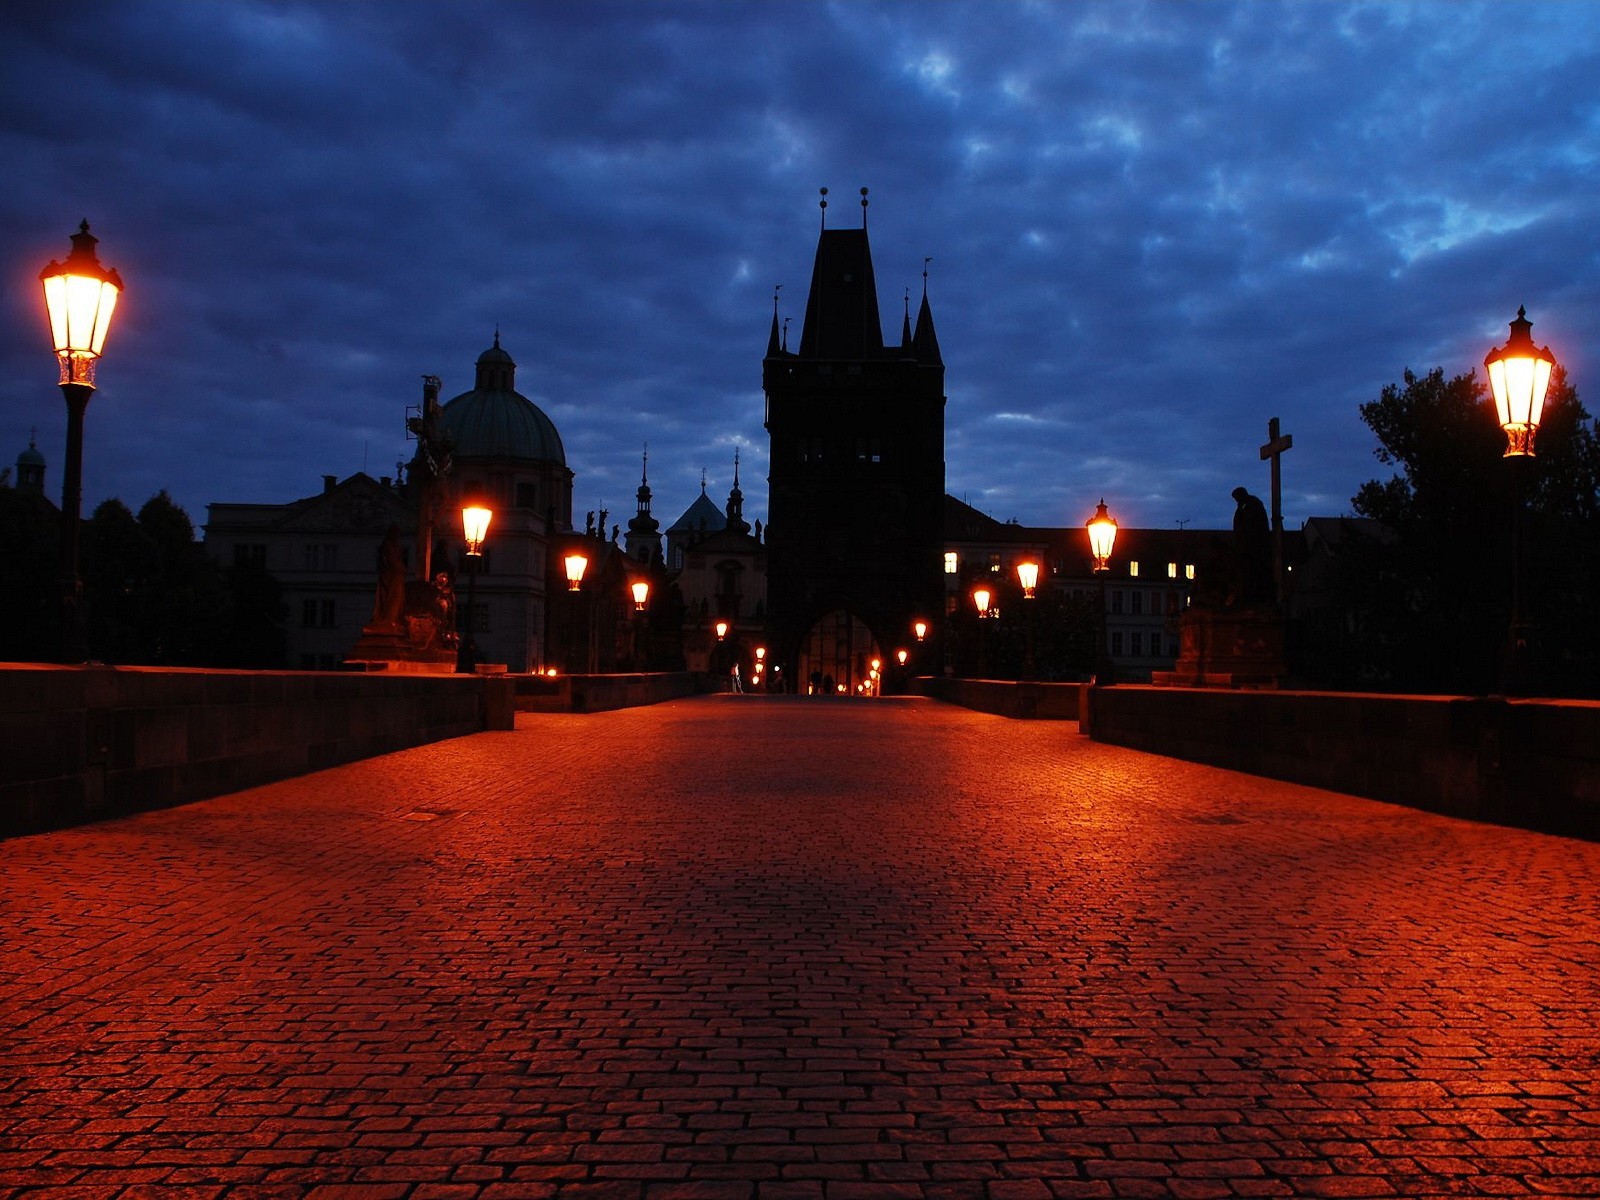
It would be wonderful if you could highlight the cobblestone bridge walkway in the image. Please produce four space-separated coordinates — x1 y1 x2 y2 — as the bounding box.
5 695 1600 1199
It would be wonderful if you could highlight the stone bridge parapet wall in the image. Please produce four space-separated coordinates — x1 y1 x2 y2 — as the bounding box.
1086 685 1600 840
0 665 515 840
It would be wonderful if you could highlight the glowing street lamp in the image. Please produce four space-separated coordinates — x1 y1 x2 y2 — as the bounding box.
1086 500 1118 572
41 220 123 662
913 619 928 642
755 645 766 662
1485 307 1557 694
1015 558 1041 679
972 585 993 618
564 552 588 591
715 619 730 641
896 648 908 667
1016 560 1040 599
1485 306 1555 458
631 579 650 611
1086 500 1118 685
458 502 493 671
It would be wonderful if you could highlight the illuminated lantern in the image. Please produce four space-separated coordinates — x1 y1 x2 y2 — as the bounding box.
564 552 588 591
631 579 650 611
1086 500 1118 572
715 619 730 641
896 648 908 666
973 585 992 618
913 619 928 642
462 505 492 556
755 646 766 661
1485 306 1555 457
1016 559 1040 599
41 220 123 389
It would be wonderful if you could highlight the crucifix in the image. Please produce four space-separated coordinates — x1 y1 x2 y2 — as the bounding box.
1258 416 1293 605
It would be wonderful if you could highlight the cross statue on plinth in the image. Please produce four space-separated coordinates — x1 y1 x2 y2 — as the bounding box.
1259 417 1293 605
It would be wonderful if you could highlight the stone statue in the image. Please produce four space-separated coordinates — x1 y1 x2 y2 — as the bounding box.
1230 486 1274 608
370 524 406 630
406 375 452 582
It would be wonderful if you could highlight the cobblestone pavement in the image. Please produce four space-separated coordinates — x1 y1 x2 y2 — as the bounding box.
5 696 1600 1200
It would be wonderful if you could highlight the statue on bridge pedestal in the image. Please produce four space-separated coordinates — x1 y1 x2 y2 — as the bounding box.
1153 485 1287 689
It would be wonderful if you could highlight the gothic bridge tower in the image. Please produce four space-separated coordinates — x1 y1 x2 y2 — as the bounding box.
763 191 946 692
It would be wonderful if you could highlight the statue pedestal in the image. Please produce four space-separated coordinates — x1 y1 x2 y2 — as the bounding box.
343 607 459 675
1151 606 1287 689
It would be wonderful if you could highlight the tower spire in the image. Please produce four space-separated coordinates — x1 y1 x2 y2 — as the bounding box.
819 186 828 231
767 284 782 357
860 187 869 229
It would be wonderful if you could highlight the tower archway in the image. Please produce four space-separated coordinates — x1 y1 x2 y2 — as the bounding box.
798 609 880 695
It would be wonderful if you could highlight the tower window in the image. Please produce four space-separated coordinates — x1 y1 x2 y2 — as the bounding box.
1128 561 1139 577
944 552 958 574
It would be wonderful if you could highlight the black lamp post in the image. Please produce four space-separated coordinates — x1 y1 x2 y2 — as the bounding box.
40 221 123 663
1484 306 1555 695
1086 500 1119 685
459 503 492 672
972 583 993 677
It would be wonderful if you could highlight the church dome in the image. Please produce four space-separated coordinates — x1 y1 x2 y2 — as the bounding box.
17 443 44 469
439 336 566 466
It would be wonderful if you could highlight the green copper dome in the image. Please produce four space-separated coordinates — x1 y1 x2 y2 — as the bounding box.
439 337 566 466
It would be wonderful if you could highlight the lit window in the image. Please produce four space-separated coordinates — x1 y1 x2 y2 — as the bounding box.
1185 563 1196 580
1167 562 1177 579
944 551 958 574
1128 561 1139 577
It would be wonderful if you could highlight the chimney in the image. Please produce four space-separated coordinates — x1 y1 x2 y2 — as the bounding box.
323 475 337 493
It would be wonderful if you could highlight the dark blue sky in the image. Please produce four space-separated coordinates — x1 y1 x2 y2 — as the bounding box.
4 1 1598 534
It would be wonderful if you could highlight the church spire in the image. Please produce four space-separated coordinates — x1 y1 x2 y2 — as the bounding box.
625 444 662 562
725 448 749 535
767 285 782 357
913 258 941 365
900 288 913 351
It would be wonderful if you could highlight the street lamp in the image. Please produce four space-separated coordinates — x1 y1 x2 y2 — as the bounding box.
896 648 908 667
631 579 650 611
715 619 730 641
1485 306 1556 694
564 552 588 591
41 220 123 662
1016 559 1040 680
913 619 928 642
972 584 993 677
459 503 492 672
1086 500 1118 684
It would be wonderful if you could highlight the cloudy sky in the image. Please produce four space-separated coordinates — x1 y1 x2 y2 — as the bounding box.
4 1 1598 535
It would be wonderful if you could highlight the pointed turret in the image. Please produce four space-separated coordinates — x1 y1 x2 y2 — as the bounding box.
913 288 941 365
767 287 783 358
900 291 913 353
725 449 750 536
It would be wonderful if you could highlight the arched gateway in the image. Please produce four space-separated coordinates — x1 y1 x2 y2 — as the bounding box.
798 610 881 695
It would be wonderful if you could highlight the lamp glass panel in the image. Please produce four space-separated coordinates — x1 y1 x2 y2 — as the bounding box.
462 506 492 550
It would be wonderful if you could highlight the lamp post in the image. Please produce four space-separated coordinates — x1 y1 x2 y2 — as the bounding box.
561 551 590 672
630 579 650 670
1086 500 1118 684
972 584 993 677
40 221 123 663
1485 306 1555 695
1016 559 1040 680
459 503 492 672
